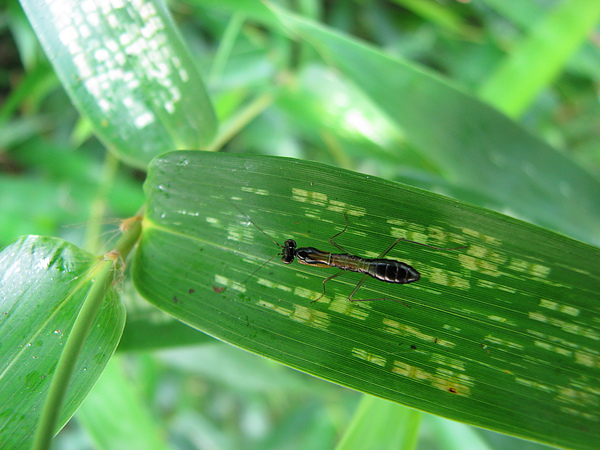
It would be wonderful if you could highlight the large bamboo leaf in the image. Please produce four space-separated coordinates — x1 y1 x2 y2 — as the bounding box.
19 0 217 168
0 236 125 448
133 151 600 450
267 6 600 246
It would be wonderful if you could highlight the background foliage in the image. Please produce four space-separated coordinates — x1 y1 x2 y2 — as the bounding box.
1 0 599 448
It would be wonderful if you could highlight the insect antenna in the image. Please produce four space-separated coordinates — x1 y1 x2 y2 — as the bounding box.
226 198 283 249
241 252 281 284
226 198 288 283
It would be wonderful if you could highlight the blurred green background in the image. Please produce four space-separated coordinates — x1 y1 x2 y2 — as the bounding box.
1 0 598 448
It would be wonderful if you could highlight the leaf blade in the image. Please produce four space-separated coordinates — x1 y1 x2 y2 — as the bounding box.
133 151 600 450
19 0 217 168
478 0 600 116
0 236 125 448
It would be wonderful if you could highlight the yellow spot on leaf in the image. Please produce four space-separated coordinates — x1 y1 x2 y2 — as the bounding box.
352 348 386 366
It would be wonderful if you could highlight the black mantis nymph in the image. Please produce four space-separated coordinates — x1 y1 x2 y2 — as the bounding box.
231 202 466 305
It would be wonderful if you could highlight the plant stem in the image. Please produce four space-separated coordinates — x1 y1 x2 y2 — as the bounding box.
207 91 274 151
32 216 142 450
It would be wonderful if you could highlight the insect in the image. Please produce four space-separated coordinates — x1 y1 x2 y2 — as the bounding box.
232 203 465 304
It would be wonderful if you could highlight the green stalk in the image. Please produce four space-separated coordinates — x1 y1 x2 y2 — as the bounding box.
32 217 142 450
209 12 246 87
207 91 274 151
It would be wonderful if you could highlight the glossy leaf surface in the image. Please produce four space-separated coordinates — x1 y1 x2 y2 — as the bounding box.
0 236 125 448
19 0 217 168
133 151 600 450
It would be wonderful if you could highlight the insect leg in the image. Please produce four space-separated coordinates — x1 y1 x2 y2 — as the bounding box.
311 270 411 307
346 274 411 307
376 237 404 258
329 214 467 253
342 238 411 306
327 213 352 253
311 270 345 303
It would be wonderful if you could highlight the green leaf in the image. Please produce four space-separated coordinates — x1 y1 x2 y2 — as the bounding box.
478 0 600 117
76 356 168 450
421 413 491 450
133 151 600 450
393 0 477 38
337 396 421 449
0 236 125 448
266 5 600 246
118 308 213 351
19 0 217 168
